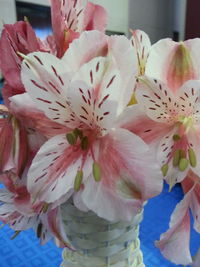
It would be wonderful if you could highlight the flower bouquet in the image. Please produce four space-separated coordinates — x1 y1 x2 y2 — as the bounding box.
0 0 199 266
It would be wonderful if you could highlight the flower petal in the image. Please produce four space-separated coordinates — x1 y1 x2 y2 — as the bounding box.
145 39 196 93
62 30 108 72
10 93 68 138
135 76 177 124
81 174 143 221
176 80 200 122
69 57 120 131
0 21 41 91
27 134 93 203
83 2 107 32
156 189 193 265
130 29 151 75
81 128 162 221
115 105 172 144
21 52 80 128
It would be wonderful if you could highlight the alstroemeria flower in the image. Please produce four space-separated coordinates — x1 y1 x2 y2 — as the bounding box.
0 21 44 96
20 31 162 221
121 76 200 188
145 38 200 93
50 0 107 57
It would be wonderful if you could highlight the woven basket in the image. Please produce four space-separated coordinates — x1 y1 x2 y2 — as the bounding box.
60 201 145 267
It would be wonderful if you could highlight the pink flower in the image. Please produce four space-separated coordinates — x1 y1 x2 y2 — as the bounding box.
50 0 107 57
0 21 43 96
145 38 200 93
125 76 200 188
20 31 162 221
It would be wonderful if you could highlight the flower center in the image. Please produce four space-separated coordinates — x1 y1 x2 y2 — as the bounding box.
65 128 101 191
178 115 193 133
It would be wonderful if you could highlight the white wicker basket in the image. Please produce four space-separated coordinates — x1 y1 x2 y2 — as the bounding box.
60 202 145 267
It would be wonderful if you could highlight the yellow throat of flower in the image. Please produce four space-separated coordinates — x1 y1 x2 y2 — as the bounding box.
178 115 193 133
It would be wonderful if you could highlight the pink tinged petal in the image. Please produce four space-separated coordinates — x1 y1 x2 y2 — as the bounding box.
156 189 193 265
106 128 163 200
21 52 80 128
81 128 161 221
184 38 200 79
27 134 93 203
82 2 107 32
146 39 196 93
69 57 120 132
107 35 138 110
182 176 200 234
190 186 200 233
62 30 108 72
2 83 22 107
176 80 200 121
135 76 178 124
115 105 173 144
0 119 14 172
130 29 151 75
0 21 41 91
50 0 84 57
10 93 68 138
81 174 143 221
81 128 162 220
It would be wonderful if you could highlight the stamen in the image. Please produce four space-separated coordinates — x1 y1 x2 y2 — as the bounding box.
36 223 43 238
81 136 88 150
73 128 83 139
161 164 168 177
173 149 180 167
93 162 101 181
173 134 181 141
11 230 21 240
188 148 197 167
66 132 77 145
42 203 49 213
74 170 83 191
178 158 189 171
17 52 29 61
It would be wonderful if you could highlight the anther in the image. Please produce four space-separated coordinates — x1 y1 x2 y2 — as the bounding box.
161 164 168 177
74 170 83 191
178 158 189 171
188 148 197 167
93 162 101 182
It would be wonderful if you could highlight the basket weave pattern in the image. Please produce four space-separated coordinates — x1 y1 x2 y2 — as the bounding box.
60 202 145 267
